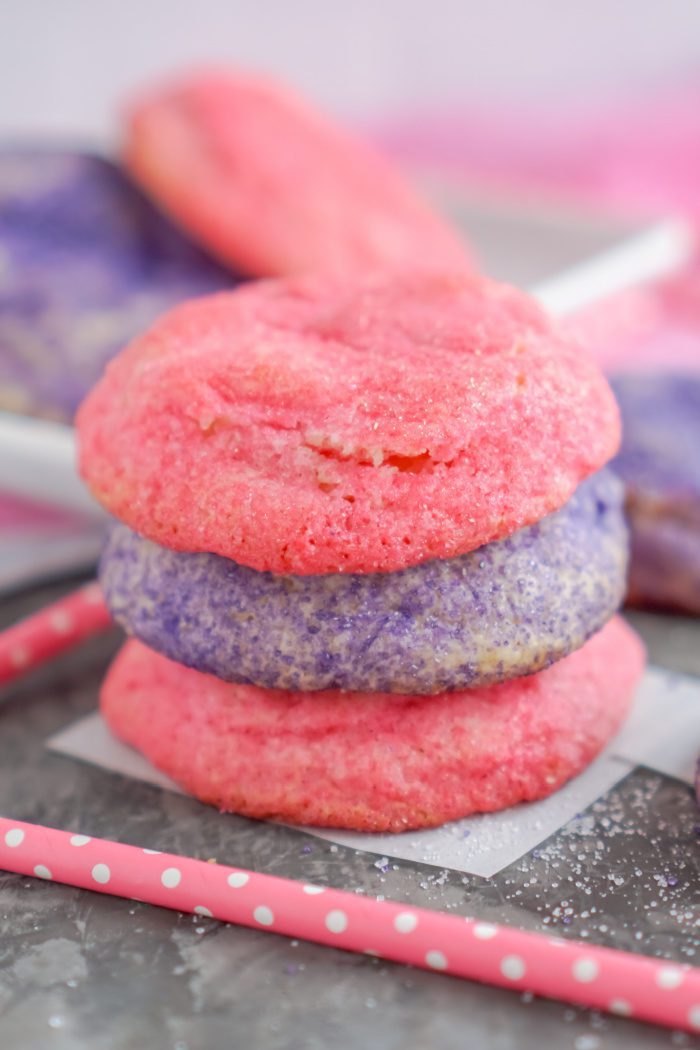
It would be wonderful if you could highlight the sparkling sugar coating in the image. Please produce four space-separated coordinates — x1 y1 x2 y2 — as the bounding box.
0 150 235 420
611 372 700 613
101 617 644 832
100 470 628 694
124 69 471 277
78 270 620 575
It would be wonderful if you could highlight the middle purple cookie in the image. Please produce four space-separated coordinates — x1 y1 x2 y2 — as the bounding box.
100 469 627 694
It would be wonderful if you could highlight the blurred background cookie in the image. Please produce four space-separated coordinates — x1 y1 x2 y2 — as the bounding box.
0 150 235 421
611 371 700 614
125 69 471 277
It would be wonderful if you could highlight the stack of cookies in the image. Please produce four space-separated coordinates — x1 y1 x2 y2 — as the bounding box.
77 269 644 832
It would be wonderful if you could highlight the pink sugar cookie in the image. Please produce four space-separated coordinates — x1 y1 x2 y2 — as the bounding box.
77 270 620 575
101 617 644 832
124 69 470 277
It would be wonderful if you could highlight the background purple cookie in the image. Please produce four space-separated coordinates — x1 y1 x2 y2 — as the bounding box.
100 470 628 694
611 372 700 613
0 150 235 419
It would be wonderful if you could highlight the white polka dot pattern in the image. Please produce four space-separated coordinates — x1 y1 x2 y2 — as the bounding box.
70 835 92 847
325 910 348 934
9 647 30 668
253 905 274 926
657 967 684 990
49 610 74 635
500 955 527 981
394 912 418 934
0 584 112 689
609 999 633 1017
473 923 498 940
0 815 697 1033
572 958 600 983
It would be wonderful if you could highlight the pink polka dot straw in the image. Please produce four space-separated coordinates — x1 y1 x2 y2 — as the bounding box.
0 583 111 686
0 816 698 1033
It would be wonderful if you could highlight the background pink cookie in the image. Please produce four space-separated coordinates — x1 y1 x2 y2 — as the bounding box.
77 270 620 574
101 616 644 833
125 69 471 278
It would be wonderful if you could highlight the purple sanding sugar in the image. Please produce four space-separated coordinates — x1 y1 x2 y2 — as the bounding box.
100 469 628 694
611 372 700 614
0 149 236 420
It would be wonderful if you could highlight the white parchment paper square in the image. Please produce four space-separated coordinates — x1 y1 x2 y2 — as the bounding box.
48 667 699 879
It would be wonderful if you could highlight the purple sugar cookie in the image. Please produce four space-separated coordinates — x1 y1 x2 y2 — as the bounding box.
100 470 628 694
0 150 234 420
611 372 700 613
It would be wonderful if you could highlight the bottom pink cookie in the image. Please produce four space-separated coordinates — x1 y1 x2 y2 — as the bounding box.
101 617 644 832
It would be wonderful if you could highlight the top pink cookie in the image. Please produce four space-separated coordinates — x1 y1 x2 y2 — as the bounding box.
124 69 471 278
77 270 620 575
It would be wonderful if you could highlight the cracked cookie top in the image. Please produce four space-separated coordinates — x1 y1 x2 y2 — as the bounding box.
77 270 620 574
